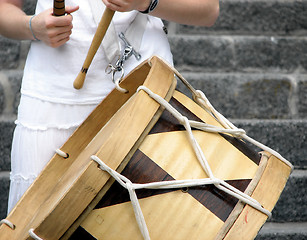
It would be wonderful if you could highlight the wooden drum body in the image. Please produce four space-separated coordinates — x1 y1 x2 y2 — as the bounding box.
0 56 292 240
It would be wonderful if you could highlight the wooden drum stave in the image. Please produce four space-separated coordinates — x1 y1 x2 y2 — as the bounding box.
0 56 292 240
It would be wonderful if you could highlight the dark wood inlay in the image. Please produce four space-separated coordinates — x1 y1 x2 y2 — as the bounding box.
187 179 251 222
149 98 198 134
94 150 251 222
68 227 97 240
94 149 175 209
149 97 261 165
220 133 261 165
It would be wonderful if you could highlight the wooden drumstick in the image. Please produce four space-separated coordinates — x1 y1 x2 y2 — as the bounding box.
73 8 115 89
53 0 66 16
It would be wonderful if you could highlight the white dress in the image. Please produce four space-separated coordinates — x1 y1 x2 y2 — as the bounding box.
7 0 173 213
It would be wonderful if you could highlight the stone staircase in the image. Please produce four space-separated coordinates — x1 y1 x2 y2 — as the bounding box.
167 0 307 239
0 0 306 239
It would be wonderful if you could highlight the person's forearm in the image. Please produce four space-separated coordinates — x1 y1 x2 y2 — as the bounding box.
102 0 219 27
0 3 34 40
151 0 219 27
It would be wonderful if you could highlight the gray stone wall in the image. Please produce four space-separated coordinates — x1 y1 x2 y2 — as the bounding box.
0 0 306 238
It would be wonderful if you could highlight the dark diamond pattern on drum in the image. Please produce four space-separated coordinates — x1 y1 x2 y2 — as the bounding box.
68 226 97 240
187 179 251 222
94 149 175 209
150 97 261 165
94 149 251 222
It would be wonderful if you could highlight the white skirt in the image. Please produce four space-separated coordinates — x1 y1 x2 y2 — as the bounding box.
7 94 98 213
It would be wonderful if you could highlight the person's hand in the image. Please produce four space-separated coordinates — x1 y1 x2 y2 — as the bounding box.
30 5 79 48
102 0 151 12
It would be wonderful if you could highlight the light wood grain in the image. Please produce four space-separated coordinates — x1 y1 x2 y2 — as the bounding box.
82 191 224 240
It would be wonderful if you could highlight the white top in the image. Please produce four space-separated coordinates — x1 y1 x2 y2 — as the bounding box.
21 0 173 105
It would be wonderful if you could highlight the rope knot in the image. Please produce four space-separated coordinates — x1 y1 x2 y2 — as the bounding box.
126 181 135 192
193 90 211 108
232 128 247 138
179 115 189 125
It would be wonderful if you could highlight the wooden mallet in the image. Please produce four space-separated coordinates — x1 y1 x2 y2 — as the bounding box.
53 0 114 90
53 0 66 16
73 8 115 89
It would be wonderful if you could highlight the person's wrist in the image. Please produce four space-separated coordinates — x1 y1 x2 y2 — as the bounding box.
139 0 159 14
29 15 40 41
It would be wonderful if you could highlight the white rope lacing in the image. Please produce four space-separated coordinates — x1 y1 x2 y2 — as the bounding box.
91 82 289 239
0 219 15 230
0 212 44 238
192 89 293 168
55 149 69 159
29 228 43 240
138 85 274 212
92 155 150 240
154 56 293 169
114 75 129 93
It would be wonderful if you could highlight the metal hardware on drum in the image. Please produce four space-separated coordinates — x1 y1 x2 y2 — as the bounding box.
106 32 141 84
119 32 141 61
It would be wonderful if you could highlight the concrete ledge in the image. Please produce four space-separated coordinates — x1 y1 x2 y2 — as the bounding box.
170 35 307 73
0 70 23 116
232 119 307 169
0 120 16 172
23 0 37 15
0 38 20 70
0 171 305 229
0 172 9 219
298 77 307 118
176 72 299 120
271 170 307 222
178 0 307 36
256 222 307 240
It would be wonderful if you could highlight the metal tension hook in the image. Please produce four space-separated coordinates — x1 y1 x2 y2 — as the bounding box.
106 32 141 84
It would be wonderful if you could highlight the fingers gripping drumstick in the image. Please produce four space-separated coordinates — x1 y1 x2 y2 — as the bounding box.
73 8 115 89
53 0 66 16
53 1 114 89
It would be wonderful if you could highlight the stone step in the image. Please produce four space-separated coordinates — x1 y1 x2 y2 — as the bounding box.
0 172 9 219
0 38 21 71
0 38 30 71
23 0 36 15
3 30 307 74
256 222 307 240
20 0 307 37
0 170 306 226
270 170 307 223
0 70 22 117
0 120 15 172
176 72 307 120
0 118 306 171
169 35 307 74
1 70 306 120
0 116 306 170
232 119 307 169
177 0 307 36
